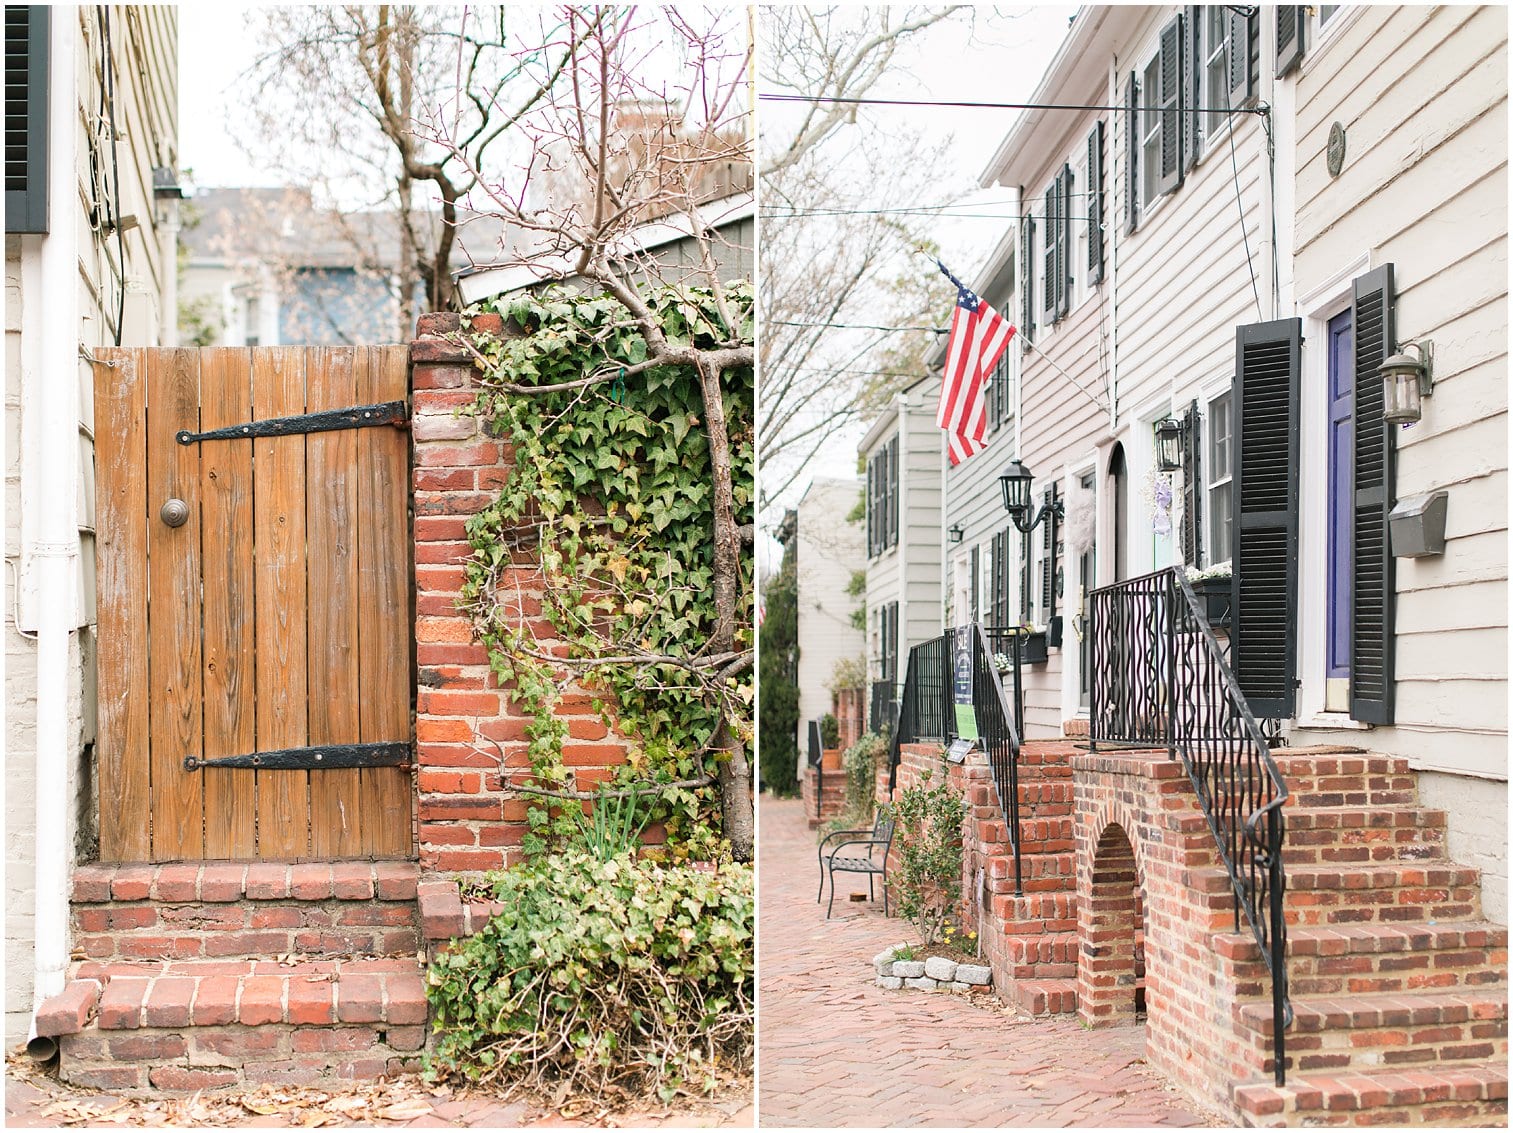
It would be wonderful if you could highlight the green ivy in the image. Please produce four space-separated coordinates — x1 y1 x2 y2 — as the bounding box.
459 281 753 860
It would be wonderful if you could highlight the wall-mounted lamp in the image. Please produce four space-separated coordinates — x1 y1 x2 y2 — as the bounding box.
947 523 965 544
998 460 1064 534
1154 417 1184 472
1379 341 1434 424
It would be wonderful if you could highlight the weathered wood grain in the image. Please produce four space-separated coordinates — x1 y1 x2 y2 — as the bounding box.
94 348 151 861
198 348 258 858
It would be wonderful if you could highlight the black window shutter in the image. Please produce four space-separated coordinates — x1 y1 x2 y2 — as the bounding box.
1231 318 1301 718
1180 400 1202 568
1183 5 1201 170
1156 14 1184 197
1021 214 1036 341
1020 528 1031 620
5 6 49 234
1125 72 1140 233
970 545 980 623
1043 180 1057 322
1087 121 1105 284
1275 6 1305 78
1231 7 1255 104
1041 485 1059 621
1057 164 1073 319
1350 265 1396 724
883 438 895 547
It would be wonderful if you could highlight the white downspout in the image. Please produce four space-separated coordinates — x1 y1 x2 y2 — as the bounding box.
31 10 81 1034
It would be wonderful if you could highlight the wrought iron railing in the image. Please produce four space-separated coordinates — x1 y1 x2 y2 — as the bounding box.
886 625 1024 895
869 679 898 739
807 719 823 819
1088 567 1292 1085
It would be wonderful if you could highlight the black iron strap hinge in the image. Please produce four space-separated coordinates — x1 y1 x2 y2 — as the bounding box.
184 741 411 772
176 401 408 446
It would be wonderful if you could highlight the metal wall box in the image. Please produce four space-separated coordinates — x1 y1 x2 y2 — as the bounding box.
1388 491 1449 557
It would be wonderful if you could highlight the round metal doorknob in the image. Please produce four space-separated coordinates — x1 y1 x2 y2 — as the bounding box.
160 498 190 528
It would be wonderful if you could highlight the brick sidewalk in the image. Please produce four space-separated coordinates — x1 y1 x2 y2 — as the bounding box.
757 794 1221 1128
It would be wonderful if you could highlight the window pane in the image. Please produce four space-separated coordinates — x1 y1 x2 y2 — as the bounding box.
1209 393 1232 479
1209 480 1232 564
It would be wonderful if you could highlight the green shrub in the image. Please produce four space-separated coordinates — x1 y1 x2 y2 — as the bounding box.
818 713 840 749
824 732 886 835
426 851 753 1101
881 762 966 947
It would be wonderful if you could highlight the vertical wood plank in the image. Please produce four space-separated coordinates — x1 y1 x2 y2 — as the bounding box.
253 347 310 859
306 347 362 857
94 348 151 861
358 344 415 857
146 348 205 860
198 348 257 858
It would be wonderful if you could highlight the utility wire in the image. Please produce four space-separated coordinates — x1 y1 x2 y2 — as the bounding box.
771 320 947 335
760 92 1269 117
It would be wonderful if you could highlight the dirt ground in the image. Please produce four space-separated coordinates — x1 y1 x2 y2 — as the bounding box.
4 1051 753 1129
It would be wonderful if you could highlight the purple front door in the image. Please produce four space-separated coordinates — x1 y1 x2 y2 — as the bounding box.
1326 309 1354 703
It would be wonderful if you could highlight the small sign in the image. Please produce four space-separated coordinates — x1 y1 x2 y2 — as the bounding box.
1327 122 1347 177
946 738 975 764
952 626 979 741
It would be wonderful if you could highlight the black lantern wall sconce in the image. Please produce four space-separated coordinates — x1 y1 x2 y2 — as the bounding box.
998 460 1065 534
1379 341 1434 424
1154 416 1184 472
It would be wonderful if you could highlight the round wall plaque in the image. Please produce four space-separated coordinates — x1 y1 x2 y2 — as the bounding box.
1327 122 1347 177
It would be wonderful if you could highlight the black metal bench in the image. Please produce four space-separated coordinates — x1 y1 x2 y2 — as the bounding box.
816 813 894 918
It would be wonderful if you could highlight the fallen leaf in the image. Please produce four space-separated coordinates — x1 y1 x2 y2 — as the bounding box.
377 1098 434 1120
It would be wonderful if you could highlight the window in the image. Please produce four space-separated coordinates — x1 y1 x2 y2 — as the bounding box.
1319 5 1340 25
865 435 899 558
879 602 899 687
1140 54 1163 208
987 347 1013 432
990 528 1013 628
1202 7 1232 140
1207 392 1233 564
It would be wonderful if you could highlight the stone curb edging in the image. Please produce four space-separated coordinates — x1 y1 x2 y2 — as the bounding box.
873 944 992 994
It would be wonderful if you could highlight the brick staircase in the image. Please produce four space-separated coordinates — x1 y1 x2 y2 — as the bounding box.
1209 749 1509 1127
968 740 1082 1017
34 862 429 1091
802 762 847 828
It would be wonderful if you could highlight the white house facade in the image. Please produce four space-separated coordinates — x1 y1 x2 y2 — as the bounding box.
793 477 865 750
4 5 179 1046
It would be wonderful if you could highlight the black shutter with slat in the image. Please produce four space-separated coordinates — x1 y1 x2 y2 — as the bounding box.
1350 265 1396 724
1021 213 1036 341
1043 174 1058 323
1275 6 1305 78
1041 485 1059 622
1125 72 1139 233
1230 7 1254 104
1156 14 1184 198
970 544 980 623
1180 401 1202 568
1183 5 1201 171
5 6 49 234
1087 121 1105 285
1231 319 1301 717
888 436 899 549
866 452 875 556
1020 528 1031 620
1057 164 1072 319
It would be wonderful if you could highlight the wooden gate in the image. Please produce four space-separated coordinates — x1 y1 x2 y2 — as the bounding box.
94 346 414 862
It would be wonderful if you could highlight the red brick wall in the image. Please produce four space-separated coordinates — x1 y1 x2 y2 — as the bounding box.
410 313 634 874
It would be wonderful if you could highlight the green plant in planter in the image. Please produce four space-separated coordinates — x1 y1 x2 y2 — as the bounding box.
826 732 886 833
881 763 967 947
819 713 841 749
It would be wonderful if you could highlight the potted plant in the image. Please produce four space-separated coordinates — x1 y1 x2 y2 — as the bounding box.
1184 563 1232 629
819 713 843 771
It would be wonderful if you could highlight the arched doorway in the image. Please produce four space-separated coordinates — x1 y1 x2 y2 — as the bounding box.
1078 821 1146 1027
1107 443 1128 583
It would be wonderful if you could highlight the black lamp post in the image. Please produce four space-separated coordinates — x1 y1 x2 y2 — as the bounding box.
998 460 1064 534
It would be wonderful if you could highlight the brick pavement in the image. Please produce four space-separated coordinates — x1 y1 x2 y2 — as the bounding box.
757 795 1221 1128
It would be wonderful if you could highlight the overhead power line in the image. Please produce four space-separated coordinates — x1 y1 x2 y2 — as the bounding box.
760 92 1270 117
770 320 948 335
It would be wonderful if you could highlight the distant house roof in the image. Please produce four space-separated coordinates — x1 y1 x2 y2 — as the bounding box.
453 190 755 306
181 186 510 273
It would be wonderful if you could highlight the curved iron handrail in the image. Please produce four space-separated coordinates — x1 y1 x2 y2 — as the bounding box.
1090 566 1292 1085
968 624 1024 897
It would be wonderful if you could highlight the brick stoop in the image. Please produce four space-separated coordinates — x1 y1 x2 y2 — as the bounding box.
962 741 1083 1017
1211 748 1510 1127
37 862 428 1091
801 764 847 828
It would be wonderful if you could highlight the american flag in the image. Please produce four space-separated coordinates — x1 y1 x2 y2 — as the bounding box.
935 260 1016 465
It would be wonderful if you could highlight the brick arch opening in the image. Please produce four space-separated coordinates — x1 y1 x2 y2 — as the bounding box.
1078 821 1146 1027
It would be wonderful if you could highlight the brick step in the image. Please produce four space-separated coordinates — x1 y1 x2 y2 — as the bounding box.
1232 1060 1508 1127
1260 750 1418 809
1001 929 1079 980
992 890 1078 932
70 861 420 962
1278 806 1449 866
1007 977 1078 1016
36 958 428 1092
1187 864 1482 926
1234 988 1508 1074
1216 922 1508 996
